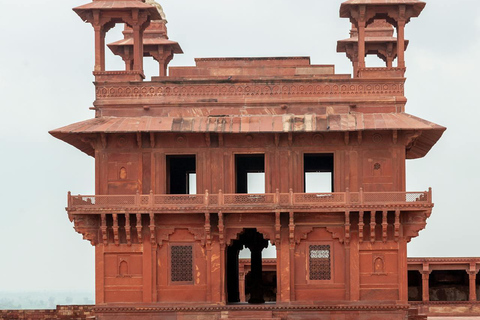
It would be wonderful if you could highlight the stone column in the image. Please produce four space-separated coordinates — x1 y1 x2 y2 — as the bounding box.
132 23 144 72
396 6 406 68
94 25 105 71
421 271 430 302
357 5 366 70
239 271 246 302
248 245 265 304
468 270 477 302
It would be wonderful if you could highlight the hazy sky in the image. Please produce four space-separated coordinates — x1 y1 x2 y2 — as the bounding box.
1 0 479 292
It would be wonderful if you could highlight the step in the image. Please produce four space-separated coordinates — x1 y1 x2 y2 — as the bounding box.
227 318 281 320
221 310 276 319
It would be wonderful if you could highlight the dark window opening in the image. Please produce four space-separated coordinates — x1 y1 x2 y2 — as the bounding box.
171 245 193 283
226 229 273 304
304 154 334 193
309 244 331 280
476 271 480 301
429 270 469 301
166 155 196 194
245 270 277 302
235 155 265 193
408 270 423 301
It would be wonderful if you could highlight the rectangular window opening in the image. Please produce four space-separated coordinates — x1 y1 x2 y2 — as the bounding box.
170 245 193 283
166 155 196 194
235 154 265 194
304 154 334 193
309 244 331 281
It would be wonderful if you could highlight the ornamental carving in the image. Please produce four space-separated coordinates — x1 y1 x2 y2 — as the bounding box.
95 82 404 99
72 214 99 245
326 226 345 244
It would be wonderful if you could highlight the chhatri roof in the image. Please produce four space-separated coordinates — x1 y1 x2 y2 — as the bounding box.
50 113 445 159
74 1 163 22
108 38 183 54
340 0 426 19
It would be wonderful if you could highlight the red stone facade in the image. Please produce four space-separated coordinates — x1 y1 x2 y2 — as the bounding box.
45 0 451 319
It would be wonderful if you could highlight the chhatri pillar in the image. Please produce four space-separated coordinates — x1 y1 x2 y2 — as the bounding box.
337 19 409 76
339 0 425 77
108 19 183 77
73 0 163 81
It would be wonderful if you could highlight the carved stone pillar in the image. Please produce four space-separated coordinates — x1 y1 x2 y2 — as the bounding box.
239 271 246 303
396 6 406 68
357 5 366 70
132 23 144 72
468 270 477 302
421 271 430 302
94 24 106 72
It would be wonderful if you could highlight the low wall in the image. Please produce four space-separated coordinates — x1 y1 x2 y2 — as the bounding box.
0 305 94 320
411 301 480 318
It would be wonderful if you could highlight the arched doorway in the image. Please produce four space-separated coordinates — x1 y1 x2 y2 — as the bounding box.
226 228 270 304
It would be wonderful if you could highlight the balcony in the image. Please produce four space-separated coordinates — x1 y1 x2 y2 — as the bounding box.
67 188 432 214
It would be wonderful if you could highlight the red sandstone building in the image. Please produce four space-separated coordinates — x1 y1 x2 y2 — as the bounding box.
34 0 478 319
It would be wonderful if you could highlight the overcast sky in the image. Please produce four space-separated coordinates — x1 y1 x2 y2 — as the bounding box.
0 0 479 292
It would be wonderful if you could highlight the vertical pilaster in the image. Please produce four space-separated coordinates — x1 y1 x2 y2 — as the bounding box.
143 229 153 303
398 238 408 302
95 245 105 304
275 211 282 302
205 212 212 302
350 236 360 301
289 211 295 301
218 212 226 303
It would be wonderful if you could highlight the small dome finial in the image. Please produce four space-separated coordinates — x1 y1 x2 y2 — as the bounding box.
146 0 167 22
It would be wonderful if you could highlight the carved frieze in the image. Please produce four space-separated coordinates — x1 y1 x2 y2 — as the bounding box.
95 82 404 100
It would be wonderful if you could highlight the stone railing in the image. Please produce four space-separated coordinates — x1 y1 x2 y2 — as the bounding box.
67 188 432 213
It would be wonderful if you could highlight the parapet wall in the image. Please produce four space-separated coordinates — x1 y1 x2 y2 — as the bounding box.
0 305 94 320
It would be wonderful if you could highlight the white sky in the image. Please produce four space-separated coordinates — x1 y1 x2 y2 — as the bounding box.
1 0 479 292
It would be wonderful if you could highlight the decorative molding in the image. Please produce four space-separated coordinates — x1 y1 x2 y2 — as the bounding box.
95 82 405 99
94 304 411 313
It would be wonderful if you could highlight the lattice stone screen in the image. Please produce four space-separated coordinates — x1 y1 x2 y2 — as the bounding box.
309 245 331 280
171 245 193 282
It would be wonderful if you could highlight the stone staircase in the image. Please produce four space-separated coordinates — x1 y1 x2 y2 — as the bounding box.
408 307 428 320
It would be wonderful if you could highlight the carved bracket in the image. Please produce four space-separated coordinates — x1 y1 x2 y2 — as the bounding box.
72 215 99 246
326 226 345 244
